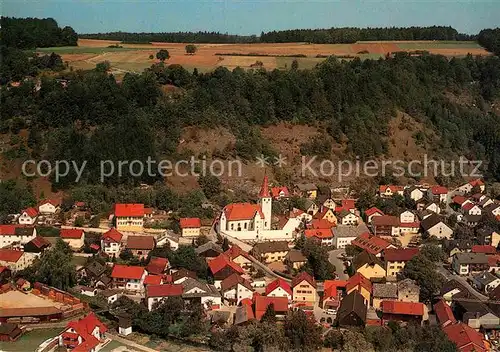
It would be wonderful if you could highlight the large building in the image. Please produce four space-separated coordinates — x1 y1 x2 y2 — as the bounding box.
0 225 37 249
59 313 107 351
114 204 144 232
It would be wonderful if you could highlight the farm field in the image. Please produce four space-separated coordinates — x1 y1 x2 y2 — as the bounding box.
44 38 491 75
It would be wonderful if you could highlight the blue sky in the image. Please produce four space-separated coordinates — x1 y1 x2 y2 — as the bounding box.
3 0 499 35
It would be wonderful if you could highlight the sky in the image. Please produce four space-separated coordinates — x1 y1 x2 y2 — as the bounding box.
3 0 499 35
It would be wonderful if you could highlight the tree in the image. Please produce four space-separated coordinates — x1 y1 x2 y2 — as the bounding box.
195 234 210 247
420 244 446 263
169 245 208 278
291 59 299 70
345 244 362 257
198 174 221 199
156 49 170 62
403 254 444 302
119 248 134 261
260 303 277 323
284 310 322 351
149 54 154 59
95 61 111 72
74 216 85 227
185 44 197 55
222 237 230 252
302 238 336 280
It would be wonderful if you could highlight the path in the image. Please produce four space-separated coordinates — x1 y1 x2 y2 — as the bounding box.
107 334 159 352
436 264 488 301
328 249 348 280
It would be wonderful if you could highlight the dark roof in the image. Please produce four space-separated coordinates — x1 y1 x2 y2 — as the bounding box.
0 322 19 335
194 242 223 255
251 241 289 255
336 291 367 325
420 213 446 231
372 283 397 298
384 248 419 262
453 252 489 265
171 268 197 282
291 271 316 289
126 235 155 250
85 261 106 278
440 279 472 298
353 251 384 270
285 249 307 263
463 214 482 223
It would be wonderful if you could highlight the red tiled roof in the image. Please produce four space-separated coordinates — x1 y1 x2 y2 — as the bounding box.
471 245 496 254
143 275 163 285
224 245 251 261
469 179 484 187
258 175 270 198
126 235 155 250
372 215 399 227
304 228 333 240
23 207 38 218
309 219 335 229
271 186 289 198
146 284 183 298
29 236 51 249
351 232 391 255
291 271 316 289
433 299 456 326
144 207 153 215
114 203 144 217
90 244 100 251
323 280 347 300
365 207 384 217
346 272 372 292
379 185 403 193
381 300 424 316
0 266 9 274
146 257 169 275
452 195 467 205
208 254 244 275
313 207 333 220
384 248 419 262
240 298 253 306
254 295 288 320
180 218 201 228
342 199 356 210
488 255 500 267
110 264 145 280
102 228 123 243
462 203 476 211
265 278 292 296
443 323 486 352
0 249 24 263
0 225 17 236
39 199 60 207
66 312 107 351
223 203 264 221
431 186 448 195
399 221 420 228
60 229 84 239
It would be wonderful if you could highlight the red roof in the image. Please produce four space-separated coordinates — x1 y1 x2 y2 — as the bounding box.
66 312 107 351
291 271 316 289
381 301 424 316
431 185 448 195
23 207 38 218
304 228 333 240
351 232 391 255
443 323 486 352
265 278 292 296
469 179 485 187
254 295 289 320
146 284 183 298
110 264 145 280
223 203 264 221
471 245 496 254
126 235 155 250
74 201 86 207
271 186 289 198
0 249 24 263
146 257 169 275
240 298 253 306
452 195 467 205
0 225 17 236
180 217 201 228
60 229 84 239
433 299 456 326
0 266 9 274
90 244 100 251
399 221 420 228
342 199 356 210
379 185 403 193
323 280 347 300
221 273 253 292
224 245 251 261
309 219 335 229
313 207 333 220
462 203 476 211
39 199 60 207
365 207 384 217
102 228 123 243
346 272 372 293
29 236 51 249
114 203 144 217
143 275 163 285
144 207 153 215
258 175 270 198
372 215 399 227
208 254 244 275
384 248 419 262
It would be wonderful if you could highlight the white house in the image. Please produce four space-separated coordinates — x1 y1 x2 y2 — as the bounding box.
462 203 482 216
180 218 201 238
59 313 107 351
146 284 183 311
265 278 293 302
110 264 147 292
337 210 358 225
379 185 404 198
38 199 59 215
405 186 425 202
0 225 37 248
333 224 370 249
457 179 485 194
421 214 453 239
364 207 384 224
424 202 441 214
181 278 222 308
452 253 489 276
18 208 38 225
472 271 500 293
220 273 254 306
100 228 123 256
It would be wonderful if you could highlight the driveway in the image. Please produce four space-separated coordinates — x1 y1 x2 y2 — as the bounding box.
328 249 348 280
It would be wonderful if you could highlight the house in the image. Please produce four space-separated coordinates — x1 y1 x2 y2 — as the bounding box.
18 208 38 225
457 179 485 194
100 228 123 256
181 278 221 308
195 242 223 258
304 199 319 215
433 299 456 327
428 186 448 203
313 207 337 224
265 278 292 301
224 245 253 270
462 203 482 216
339 199 356 213
0 323 22 342
23 236 51 254
79 286 98 297
379 185 404 198
295 183 318 199
208 254 244 289
143 275 163 286
364 207 384 224
452 253 489 275
60 229 85 250
333 224 370 249
472 245 496 255
59 313 107 351
114 203 144 232
452 300 499 330
472 271 500 293
172 268 197 284
284 249 307 270
337 210 358 226
384 248 419 278
420 214 453 239
146 284 183 311
125 235 155 260
484 203 500 217
397 278 420 302
336 291 367 327
0 249 36 271
0 225 37 248
16 278 30 291
271 186 290 200
291 271 317 306
220 273 254 305
398 210 420 234
321 197 337 210
346 273 372 305
146 257 170 275
443 323 487 352
478 196 494 208
100 290 119 305
380 301 425 325
441 279 473 302
372 216 399 237
110 264 146 292
452 195 468 207
180 218 201 238
250 241 289 264
372 283 397 309
304 228 334 246
38 199 59 214
351 232 394 257
254 295 289 321
443 239 473 258
322 280 347 310
353 251 386 279
405 186 425 202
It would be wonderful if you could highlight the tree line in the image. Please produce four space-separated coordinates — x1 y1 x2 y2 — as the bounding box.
478 28 500 56
1 17 78 48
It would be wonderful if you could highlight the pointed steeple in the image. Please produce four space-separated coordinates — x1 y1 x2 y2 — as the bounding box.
258 173 270 198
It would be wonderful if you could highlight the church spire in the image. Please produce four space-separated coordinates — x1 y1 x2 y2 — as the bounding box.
258 173 270 198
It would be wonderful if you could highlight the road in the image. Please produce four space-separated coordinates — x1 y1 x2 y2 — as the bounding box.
328 249 349 280
436 264 488 301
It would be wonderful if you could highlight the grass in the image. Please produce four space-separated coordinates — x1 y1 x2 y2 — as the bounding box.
0 328 63 352
100 340 131 352
71 255 88 267
36 46 153 54
397 42 483 49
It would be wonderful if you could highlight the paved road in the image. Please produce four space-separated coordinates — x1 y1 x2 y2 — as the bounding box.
436 264 488 301
328 249 349 280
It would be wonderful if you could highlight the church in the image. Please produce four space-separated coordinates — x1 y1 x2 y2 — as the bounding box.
216 175 301 242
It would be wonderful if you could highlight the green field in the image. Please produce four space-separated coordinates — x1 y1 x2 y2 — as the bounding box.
36 46 153 54
0 328 63 352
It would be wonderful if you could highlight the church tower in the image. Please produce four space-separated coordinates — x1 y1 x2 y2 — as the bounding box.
259 174 272 230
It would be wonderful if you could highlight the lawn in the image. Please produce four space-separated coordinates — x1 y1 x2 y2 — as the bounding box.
0 328 62 352
71 255 88 267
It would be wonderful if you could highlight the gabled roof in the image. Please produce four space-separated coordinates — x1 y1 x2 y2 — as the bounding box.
22 207 38 218
27 236 51 250
473 271 499 286
430 185 448 195
285 249 307 263
341 199 356 210
351 232 391 255
171 268 197 282
265 278 292 296
60 229 84 239
102 228 123 243
454 252 489 265
469 179 485 187
0 225 35 236
337 290 367 324
251 241 289 255
333 224 369 238
383 248 419 262
126 235 155 250
224 245 251 261
146 257 169 275
234 303 255 325
452 195 467 205
433 299 456 326
194 241 223 256
381 301 424 316
291 271 316 289
143 275 162 285
223 203 264 221
346 272 372 293
258 175 270 198
372 215 399 227
146 284 183 298
180 218 201 229
38 199 60 207
309 219 335 229
304 228 333 240
379 185 404 193
296 183 317 191
472 245 496 254
0 249 24 263
208 254 244 275
443 322 486 352
365 207 384 217
420 213 448 231
323 280 348 300
254 295 288 320
66 313 107 351
110 264 145 280
220 273 253 292
462 203 477 211
353 251 384 270
271 186 289 198
372 283 397 298
114 203 144 217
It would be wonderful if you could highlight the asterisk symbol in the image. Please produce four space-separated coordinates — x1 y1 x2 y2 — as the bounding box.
255 154 269 168
274 154 287 167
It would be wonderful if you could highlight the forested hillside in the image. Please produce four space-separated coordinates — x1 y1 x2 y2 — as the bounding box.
79 31 259 43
